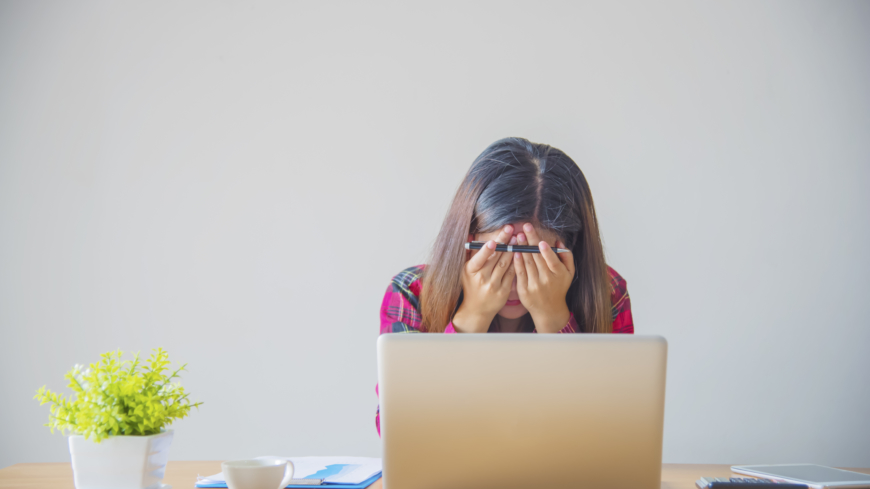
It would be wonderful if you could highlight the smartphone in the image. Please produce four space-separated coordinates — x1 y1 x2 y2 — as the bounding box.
731 465 870 489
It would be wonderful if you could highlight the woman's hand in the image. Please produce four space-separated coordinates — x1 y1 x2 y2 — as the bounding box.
451 225 517 333
514 223 574 333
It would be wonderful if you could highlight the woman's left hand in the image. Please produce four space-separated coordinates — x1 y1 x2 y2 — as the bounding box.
513 223 574 333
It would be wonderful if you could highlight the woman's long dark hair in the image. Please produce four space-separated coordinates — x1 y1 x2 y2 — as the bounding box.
420 137 612 333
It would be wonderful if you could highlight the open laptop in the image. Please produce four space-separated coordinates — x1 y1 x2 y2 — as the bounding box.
377 334 668 489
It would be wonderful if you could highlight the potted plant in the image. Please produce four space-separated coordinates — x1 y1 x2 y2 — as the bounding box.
34 348 202 489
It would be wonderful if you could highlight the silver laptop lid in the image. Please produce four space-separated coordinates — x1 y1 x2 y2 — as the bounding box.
377 334 667 489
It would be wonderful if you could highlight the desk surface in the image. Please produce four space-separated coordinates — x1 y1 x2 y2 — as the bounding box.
1 462 868 489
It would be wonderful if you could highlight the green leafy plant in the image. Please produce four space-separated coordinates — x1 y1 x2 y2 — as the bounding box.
34 348 202 442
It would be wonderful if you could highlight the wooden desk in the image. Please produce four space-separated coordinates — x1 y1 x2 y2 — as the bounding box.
1 462 868 489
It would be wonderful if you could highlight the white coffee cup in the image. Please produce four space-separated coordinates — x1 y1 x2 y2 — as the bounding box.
222 458 295 489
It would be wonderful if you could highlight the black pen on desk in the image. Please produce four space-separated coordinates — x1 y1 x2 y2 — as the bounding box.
464 241 571 254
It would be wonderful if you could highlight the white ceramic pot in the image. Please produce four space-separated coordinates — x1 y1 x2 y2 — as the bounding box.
68 429 174 489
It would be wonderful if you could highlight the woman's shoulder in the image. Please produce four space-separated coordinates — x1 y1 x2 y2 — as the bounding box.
388 264 427 299
380 265 427 334
606 265 627 295
605 265 633 333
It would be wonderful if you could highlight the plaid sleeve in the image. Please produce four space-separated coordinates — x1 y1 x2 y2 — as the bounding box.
607 266 634 334
379 265 426 334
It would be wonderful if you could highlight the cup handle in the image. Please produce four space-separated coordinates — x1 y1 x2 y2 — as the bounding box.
278 460 295 489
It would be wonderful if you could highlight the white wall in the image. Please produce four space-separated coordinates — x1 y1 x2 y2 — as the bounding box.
1 0 868 470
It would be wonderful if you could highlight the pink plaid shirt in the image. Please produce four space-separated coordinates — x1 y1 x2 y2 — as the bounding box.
375 264 634 434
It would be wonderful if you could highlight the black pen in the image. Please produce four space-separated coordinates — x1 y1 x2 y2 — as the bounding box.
464 241 571 254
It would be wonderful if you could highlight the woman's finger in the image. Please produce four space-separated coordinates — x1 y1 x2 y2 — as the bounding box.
517 232 538 282
492 235 516 282
556 239 575 276
522 223 541 244
501 252 517 290
480 225 514 276
467 240 497 273
491 224 513 255
498 224 514 243
538 241 564 274
522 223 549 276
513 251 527 291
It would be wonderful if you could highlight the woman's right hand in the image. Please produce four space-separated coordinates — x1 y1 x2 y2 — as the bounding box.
451 225 516 333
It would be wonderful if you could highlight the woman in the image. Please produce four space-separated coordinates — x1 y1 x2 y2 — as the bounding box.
376 137 633 433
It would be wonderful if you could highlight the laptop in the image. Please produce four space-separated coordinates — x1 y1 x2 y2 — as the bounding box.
377 334 668 489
